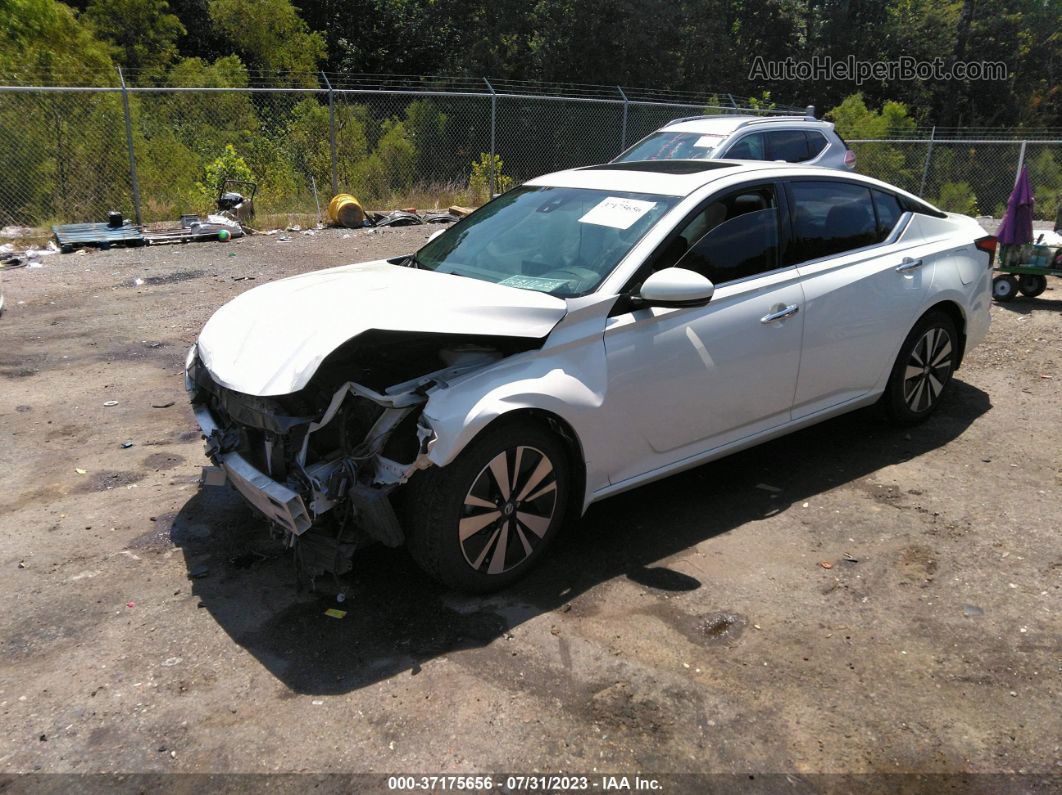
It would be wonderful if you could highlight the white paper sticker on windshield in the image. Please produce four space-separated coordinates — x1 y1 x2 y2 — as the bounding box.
499 275 572 292
579 197 657 230
693 135 721 148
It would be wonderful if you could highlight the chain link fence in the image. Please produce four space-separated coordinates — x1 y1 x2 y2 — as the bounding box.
848 138 1062 220
0 77 803 229
1 76 1058 231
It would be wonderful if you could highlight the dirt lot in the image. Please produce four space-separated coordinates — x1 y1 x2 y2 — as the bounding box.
0 225 1059 787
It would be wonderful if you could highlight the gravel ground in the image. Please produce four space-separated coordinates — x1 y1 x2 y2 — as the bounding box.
0 225 1059 788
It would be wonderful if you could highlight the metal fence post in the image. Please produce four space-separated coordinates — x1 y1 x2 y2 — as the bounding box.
484 78 496 197
919 126 936 196
617 86 629 152
1014 140 1027 186
117 68 142 226
322 72 338 195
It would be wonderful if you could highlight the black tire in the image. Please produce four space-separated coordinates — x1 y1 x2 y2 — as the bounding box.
403 419 571 592
992 275 1020 302
880 311 959 426
1017 274 1047 298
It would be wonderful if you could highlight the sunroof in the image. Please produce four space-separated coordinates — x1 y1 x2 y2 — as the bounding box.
582 160 736 174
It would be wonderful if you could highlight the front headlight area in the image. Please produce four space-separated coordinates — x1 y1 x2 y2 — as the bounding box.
184 343 199 395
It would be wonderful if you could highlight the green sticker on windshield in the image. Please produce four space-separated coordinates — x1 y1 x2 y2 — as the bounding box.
499 275 572 291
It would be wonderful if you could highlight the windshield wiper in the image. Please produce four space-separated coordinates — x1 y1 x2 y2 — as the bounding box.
402 253 422 269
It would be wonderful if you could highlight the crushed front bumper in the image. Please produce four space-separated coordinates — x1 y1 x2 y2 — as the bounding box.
193 403 313 535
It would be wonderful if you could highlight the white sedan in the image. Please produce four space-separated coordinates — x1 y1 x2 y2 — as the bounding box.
186 160 993 591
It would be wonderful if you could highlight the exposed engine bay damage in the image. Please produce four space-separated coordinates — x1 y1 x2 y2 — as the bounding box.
187 330 542 581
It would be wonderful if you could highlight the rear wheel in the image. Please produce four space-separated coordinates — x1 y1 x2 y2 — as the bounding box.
992 275 1020 302
404 419 570 592
880 311 958 426
1018 274 1047 298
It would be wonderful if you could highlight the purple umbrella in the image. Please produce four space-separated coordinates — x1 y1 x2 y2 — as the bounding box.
996 164 1035 246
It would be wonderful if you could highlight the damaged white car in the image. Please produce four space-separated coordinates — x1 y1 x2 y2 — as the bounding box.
187 160 993 591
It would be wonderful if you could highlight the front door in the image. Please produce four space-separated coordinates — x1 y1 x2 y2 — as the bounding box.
601 182 805 486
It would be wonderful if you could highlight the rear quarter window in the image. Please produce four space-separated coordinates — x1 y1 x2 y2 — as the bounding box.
872 189 905 238
806 131 829 158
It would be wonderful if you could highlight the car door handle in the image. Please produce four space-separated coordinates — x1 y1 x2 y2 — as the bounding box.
895 257 924 273
760 304 799 323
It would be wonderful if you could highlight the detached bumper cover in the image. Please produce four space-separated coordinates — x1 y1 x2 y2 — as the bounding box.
193 403 312 535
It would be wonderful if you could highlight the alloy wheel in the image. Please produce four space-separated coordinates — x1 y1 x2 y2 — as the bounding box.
459 446 558 575
903 327 953 413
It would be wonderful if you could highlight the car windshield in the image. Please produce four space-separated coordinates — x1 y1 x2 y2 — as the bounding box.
614 131 727 162
414 186 679 297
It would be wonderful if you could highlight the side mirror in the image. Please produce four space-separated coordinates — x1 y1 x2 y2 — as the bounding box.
637 268 715 307
426 229 445 243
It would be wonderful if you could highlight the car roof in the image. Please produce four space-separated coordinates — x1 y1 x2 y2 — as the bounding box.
524 160 923 201
525 160 794 197
661 115 832 134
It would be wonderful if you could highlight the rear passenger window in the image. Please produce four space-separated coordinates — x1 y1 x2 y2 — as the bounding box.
787 181 879 263
662 185 781 283
725 133 766 160
767 130 810 162
872 189 904 238
805 132 828 158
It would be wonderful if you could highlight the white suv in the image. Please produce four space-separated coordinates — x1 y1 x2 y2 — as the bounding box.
614 115 856 170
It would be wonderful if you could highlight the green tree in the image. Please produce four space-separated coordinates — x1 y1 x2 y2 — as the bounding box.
0 0 115 83
83 0 186 79
207 0 325 80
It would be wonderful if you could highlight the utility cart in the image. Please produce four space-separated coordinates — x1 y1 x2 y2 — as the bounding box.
991 242 1061 302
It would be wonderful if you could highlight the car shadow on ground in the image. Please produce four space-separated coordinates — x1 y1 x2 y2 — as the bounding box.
172 380 990 695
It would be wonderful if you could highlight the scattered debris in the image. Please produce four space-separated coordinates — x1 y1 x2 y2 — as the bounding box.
842 552 860 563
449 205 474 217
127 601 136 608
151 401 175 409
53 219 145 253
819 561 833 569
120 440 134 449
324 608 347 619
75 467 87 475
103 400 118 407
755 483 782 493
161 657 181 666
144 214 243 246
962 604 984 617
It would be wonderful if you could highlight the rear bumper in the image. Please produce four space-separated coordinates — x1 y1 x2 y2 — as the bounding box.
193 403 312 535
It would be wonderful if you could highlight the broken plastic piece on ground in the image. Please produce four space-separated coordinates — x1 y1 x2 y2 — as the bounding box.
371 210 423 228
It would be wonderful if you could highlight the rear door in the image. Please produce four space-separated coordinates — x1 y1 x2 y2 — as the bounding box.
784 179 939 418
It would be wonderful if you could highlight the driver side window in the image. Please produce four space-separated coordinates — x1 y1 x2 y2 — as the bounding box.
654 185 783 285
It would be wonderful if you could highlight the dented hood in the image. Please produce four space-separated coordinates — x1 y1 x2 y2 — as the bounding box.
196 260 567 396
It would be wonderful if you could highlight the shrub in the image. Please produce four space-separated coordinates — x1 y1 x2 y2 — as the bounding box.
195 144 254 209
468 153 513 202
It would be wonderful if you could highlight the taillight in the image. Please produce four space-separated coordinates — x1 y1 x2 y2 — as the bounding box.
844 149 856 169
975 235 997 267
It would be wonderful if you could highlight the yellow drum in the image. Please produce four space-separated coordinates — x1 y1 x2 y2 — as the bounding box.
327 194 365 228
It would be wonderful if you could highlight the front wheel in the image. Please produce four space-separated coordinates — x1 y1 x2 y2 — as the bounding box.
403 420 571 592
880 311 958 426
